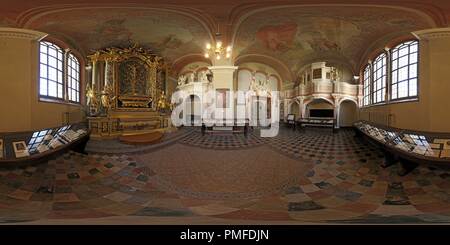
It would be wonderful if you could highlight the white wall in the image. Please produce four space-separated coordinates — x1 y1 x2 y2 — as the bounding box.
237 69 252 91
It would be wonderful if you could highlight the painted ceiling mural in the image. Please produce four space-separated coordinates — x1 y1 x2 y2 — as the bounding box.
0 2 443 79
25 8 210 62
234 6 433 74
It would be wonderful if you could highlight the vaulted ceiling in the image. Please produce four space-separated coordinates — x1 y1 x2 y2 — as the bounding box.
1 0 449 81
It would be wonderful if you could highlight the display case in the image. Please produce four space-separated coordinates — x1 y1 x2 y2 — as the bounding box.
0 123 89 167
354 121 450 175
354 121 400 144
298 117 336 132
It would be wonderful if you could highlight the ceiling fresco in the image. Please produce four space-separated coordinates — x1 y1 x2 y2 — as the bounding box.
1 1 449 78
25 8 210 62
233 6 434 74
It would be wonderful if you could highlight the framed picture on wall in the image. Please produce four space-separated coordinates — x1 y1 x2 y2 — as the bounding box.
13 141 29 158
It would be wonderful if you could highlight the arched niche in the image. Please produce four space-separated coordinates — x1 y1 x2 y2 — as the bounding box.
268 75 279 91
305 98 334 118
289 101 301 119
237 69 252 91
339 100 358 127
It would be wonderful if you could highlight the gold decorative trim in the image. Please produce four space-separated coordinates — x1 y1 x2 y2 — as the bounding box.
87 44 166 113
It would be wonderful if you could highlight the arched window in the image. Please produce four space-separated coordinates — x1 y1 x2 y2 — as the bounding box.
361 39 419 107
391 40 418 100
39 41 81 103
372 53 387 104
39 41 64 99
67 53 80 103
363 65 371 106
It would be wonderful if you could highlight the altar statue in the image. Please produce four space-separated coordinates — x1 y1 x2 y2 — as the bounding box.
156 91 168 112
101 83 116 113
86 83 99 115
86 83 97 107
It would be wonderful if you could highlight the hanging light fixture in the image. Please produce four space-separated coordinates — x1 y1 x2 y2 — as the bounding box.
205 31 231 60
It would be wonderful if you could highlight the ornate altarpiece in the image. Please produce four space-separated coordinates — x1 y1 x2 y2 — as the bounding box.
86 45 170 138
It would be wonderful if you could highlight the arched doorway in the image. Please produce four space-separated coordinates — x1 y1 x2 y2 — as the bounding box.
305 98 334 118
184 94 202 126
289 101 300 120
339 100 358 127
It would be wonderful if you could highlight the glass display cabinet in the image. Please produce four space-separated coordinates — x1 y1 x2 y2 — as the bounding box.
354 121 450 175
0 123 89 167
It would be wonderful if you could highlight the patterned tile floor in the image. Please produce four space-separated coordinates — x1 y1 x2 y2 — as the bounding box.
1 127 450 224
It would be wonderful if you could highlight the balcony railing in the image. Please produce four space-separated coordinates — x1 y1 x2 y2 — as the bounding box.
285 80 362 99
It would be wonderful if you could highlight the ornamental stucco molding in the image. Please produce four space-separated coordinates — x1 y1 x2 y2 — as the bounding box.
208 66 239 71
0 28 47 41
412 28 450 41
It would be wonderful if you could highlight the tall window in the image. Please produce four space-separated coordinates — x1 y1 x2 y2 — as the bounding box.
39 41 64 99
67 53 80 103
372 53 387 104
391 40 418 100
361 39 419 106
39 41 81 103
363 65 371 106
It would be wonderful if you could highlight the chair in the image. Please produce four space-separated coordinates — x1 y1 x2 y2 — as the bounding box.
287 114 296 130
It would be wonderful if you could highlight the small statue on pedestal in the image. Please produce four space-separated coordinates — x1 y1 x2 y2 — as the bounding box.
206 70 213 82
177 74 187 86
100 83 116 116
156 91 169 113
190 72 196 83
330 67 340 82
200 70 209 83
86 84 99 116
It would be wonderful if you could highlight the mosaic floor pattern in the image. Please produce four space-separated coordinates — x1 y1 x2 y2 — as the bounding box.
1 127 450 224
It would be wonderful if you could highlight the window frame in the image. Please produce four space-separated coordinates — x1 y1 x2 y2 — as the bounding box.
371 52 387 105
390 40 419 102
38 40 82 105
362 64 371 106
361 39 419 108
67 53 81 103
39 41 65 101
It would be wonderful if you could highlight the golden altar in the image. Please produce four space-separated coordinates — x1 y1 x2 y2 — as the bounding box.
86 45 171 138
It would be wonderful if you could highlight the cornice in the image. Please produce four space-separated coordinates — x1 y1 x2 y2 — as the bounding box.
413 28 450 40
0 28 47 41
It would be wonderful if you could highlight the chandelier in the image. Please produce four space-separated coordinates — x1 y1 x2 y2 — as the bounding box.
204 33 232 60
